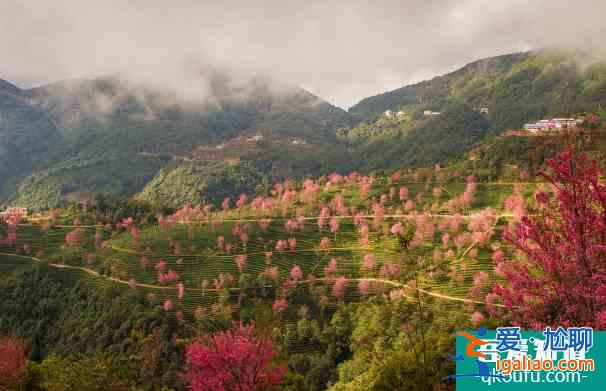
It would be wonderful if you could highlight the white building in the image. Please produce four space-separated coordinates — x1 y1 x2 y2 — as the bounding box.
396 110 406 118
247 133 264 142
523 123 542 133
524 118 579 132
552 118 578 128
480 107 489 115
384 110 394 118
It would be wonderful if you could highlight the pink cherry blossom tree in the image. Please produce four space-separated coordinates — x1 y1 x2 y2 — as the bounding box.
495 150 606 328
184 323 285 391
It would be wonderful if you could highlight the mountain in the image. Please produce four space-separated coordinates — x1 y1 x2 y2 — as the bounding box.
350 50 606 127
25 73 353 152
342 49 606 170
5 49 606 210
349 51 531 122
0 80 62 201
0 79 22 95
0 71 353 209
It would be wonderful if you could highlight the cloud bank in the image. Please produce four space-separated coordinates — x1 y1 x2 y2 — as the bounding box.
1 0 605 108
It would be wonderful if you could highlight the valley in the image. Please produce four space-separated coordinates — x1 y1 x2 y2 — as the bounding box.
2 47 606 390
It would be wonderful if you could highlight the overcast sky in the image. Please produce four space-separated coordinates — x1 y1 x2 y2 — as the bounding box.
1 0 605 108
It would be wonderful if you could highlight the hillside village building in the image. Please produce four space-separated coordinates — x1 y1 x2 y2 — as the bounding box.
246 133 264 142
523 118 581 132
383 110 407 119
472 107 489 115
0 207 28 222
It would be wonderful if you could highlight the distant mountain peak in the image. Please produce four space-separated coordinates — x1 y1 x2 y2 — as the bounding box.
0 79 22 95
346 49 598 122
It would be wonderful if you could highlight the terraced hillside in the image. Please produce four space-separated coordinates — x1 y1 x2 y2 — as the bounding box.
1 166 538 332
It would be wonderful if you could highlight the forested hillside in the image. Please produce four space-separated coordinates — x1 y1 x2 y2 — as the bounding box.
4 49 606 211
0 72 353 210
341 50 606 172
0 81 61 201
2 120 606 389
349 50 606 127
342 101 491 169
135 161 267 208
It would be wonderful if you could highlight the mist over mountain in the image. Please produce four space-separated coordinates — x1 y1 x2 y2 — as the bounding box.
0 70 353 209
4 1 606 108
3 49 606 210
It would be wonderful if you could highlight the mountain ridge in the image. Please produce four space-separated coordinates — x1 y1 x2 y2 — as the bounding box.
4 49 606 210
348 51 534 121
339 49 606 171
0 78 22 95
0 71 354 209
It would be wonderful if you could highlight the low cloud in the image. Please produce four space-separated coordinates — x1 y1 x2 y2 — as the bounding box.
1 0 605 108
